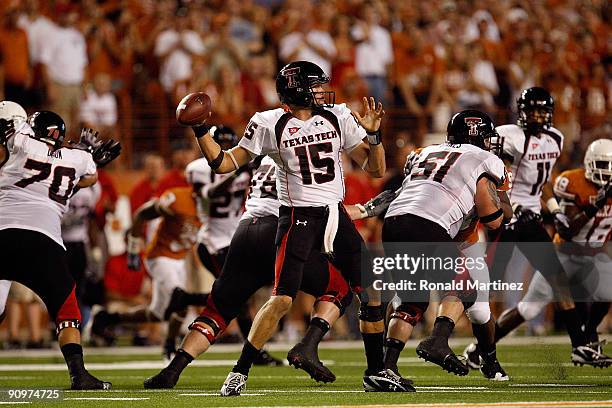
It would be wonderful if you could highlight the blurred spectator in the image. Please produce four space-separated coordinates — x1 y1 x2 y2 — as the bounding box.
208 65 245 128
79 73 118 140
40 3 88 137
201 13 245 82
279 15 336 77
17 0 56 108
581 62 609 132
129 153 166 214
352 3 393 104
241 50 279 113
5 283 45 349
0 5 32 106
154 8 205 95
330 15 356 88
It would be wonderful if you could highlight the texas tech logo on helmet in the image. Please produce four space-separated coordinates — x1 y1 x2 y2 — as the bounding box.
464 117 483 136
281 67 301 88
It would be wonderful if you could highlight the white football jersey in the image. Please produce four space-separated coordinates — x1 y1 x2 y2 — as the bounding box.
61 183 101 243
243 156 281 219
498 124 563 213
0 125 97 248
186 158 251 253
238 104 366 207
386 143 506 238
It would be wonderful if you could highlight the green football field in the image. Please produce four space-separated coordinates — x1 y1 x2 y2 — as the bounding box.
1 338 611 407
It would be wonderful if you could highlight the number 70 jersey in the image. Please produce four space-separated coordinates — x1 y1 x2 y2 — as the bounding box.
238 104 366 207
385 143 506 238
0 126 97 248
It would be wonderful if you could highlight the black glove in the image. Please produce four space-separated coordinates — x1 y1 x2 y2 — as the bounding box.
552 210 572 240
359 189 398 218
514 205 541 226
0 119 15 146
92 139 122 167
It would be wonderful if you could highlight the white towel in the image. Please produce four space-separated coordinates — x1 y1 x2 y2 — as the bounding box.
323 204 339 256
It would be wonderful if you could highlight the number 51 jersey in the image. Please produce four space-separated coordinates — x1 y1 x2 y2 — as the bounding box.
0 125 97 249
386 143 506 238
238 104 366 207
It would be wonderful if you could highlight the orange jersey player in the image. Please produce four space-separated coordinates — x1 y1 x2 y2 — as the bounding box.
145 187 202 261
88 185 202 362
505 139 612 367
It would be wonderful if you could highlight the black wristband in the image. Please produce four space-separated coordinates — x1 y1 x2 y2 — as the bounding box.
192 124 211 139
366 129 381 145
209 150 224 170
480 208 503 223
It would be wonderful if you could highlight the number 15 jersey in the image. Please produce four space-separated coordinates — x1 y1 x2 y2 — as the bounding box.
238 104 366 207
386 143 506 238
0 124 97 248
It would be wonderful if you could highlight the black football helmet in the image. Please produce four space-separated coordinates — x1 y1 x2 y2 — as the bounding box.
517 86 554 134
211 125 238 150
27 111 66 149
447 110 503 156
276 61 335 108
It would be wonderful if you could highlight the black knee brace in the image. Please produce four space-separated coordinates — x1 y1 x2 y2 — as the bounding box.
359 304 384 322
389 303 424 326
189 315 222 344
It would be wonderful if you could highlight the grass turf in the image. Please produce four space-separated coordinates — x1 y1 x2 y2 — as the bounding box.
0 341 611 407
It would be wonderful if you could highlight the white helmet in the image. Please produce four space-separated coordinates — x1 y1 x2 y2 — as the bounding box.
584 139 612 186
0 101 27 124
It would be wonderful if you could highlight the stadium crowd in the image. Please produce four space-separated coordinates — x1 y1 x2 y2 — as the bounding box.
0 0 609 349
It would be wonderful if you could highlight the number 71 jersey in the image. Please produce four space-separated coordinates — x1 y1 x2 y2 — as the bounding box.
386 143 506 238
238 104 366 206
0 126 96 248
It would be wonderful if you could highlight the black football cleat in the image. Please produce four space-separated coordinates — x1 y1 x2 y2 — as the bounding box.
463 342 482 370
144 367 180 389
162 339 177 364
287 343 336 383
416 335 469 376
71 371 112 390
572 344 612 368
480 358 509 381
363 369 416 392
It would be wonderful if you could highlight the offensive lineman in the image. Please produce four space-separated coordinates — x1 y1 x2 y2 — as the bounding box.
375 110 508 389
0 100 29 323
464 87 608 367
0 110 120 389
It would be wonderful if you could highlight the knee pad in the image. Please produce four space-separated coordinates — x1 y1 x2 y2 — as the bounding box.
390 303 424 326
359 304 384 322
317 291 354 317
56 319 81 335
517 300 546 321
189 315 223 344
465 302 491 324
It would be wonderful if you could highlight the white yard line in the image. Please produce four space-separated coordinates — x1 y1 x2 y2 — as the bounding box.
0 336 608 358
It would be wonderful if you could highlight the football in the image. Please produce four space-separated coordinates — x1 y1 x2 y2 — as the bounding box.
176 92 212 126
